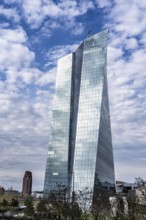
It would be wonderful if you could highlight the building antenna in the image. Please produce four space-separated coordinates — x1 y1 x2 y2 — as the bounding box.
88 29 91 38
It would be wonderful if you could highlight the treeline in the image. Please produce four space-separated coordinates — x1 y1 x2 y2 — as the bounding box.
27 182 146 220
0 178 146 220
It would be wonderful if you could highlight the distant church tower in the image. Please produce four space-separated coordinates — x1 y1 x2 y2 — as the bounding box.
22 171 32 195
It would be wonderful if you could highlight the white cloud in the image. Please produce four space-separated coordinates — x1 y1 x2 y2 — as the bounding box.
95 0 112 8
0 27 27 43
70 22 84 36
0 21 56 191
0 41 34 70
58 0 93 17
0 77 54 190
124 38 138 50
0 5 20 23
46 43 79 67
36 68 56 86
4 0 93 34
107 46 123 64
140 33 146 46
103 0 146 181
0 27 37 85
38 20 60 38
108 0 146 37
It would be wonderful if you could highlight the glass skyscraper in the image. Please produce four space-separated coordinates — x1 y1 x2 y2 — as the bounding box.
44 30 115 198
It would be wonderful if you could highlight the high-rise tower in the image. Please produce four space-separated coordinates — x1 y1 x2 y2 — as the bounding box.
22 171 32 195
44 30 115 198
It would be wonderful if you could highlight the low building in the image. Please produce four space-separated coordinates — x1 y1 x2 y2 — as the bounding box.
32 191 43 198
116 180 137 193
5 189 20 196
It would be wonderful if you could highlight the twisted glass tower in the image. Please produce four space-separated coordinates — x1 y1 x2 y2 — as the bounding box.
44 30 115 197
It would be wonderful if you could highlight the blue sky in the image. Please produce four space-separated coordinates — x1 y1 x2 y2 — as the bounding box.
0 0 146 191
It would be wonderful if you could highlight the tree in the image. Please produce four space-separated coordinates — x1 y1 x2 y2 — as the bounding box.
36 199 47 213
69 201 82 220
0 198 8 217
129 177 146 219
77 188 92 220
11 197 18 207
35 199 48 219
24 198 34 217
46 183 82 220
47 184 69 220
135 177 146 203
135 177 145 188
59 199 82 220
0 198 8 207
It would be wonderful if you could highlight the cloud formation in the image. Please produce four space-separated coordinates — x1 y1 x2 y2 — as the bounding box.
0 5 20 23
0 20 56 190
103 0 146 182
3 0 93 34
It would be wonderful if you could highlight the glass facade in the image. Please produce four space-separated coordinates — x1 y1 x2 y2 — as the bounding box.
44 30 115 198
44 54 73 192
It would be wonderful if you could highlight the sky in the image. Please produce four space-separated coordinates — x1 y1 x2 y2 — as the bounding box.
0 0 146 192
